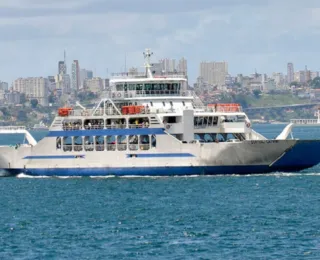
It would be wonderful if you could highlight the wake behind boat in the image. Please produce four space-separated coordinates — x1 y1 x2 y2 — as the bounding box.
1 49 320 177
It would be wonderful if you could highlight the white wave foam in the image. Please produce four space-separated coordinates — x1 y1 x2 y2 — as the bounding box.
89 175 116 178
17 173 49 178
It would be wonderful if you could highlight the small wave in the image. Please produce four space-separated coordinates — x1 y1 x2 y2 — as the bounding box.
89 175 116 179
17 173 50 179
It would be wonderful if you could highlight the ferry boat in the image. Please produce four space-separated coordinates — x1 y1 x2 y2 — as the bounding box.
1 49 320 177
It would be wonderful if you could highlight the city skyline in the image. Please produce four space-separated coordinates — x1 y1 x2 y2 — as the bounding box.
1 0 320 84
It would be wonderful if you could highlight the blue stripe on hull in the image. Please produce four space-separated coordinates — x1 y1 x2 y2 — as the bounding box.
126 153 194 158
47 128 165 137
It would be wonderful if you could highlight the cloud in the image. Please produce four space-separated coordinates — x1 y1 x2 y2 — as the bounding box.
1 0 320 83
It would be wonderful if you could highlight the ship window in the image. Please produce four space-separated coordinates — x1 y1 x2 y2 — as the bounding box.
144 83 152 91
129 135 139 151
62 119 82 130
84 136 94 151
63 137 72 152
213 117 218 125
117 135 127 151
204 134 214 142
136 84 143 91
152 83 161 91
128 84 135 91
128 117 149 128
140 135 150 150
151 135 156 148
106 118 126 128
73 136 83 151
56 137 62 150
95 136 105 151
165 116 176 123
84 119 104 130
107 136 116 151
116 84 123 91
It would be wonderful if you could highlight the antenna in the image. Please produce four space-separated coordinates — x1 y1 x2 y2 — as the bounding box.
143 48 154 78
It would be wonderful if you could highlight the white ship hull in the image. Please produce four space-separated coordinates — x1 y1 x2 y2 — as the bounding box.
1 133 319 176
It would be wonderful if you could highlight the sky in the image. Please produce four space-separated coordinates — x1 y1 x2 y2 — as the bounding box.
1 0 320 84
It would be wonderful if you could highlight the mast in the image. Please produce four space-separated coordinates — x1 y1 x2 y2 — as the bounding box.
143 49 153 78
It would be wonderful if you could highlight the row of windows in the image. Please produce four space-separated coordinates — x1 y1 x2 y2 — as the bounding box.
116 83 182 92
194 116 219 128
62 118 150 130
57 135 157 152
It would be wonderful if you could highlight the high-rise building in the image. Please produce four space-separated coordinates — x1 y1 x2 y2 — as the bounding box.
159 58 176 73
55 74 71 94
86 70 93 79
199 61 228 87
287 62 294 83
13 77 49 106
71 60 80 91
0 81 9 91
58 61 66 75
177 58 188 75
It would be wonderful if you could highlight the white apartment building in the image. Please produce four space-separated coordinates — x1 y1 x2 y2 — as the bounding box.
199 61 228 88
13 77 49 106
177 58 188 75
85 77 103 93
159 58 176 73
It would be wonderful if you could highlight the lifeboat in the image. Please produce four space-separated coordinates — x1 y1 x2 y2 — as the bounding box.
58 107 73 117
121 105 145 115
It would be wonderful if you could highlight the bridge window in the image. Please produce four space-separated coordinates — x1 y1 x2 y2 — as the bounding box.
116 84 123 91
63 137 72 152
107 136 116 151
140 135 150 150
136 84 143 91
117 135 127 151
84 136 94 151
95 136 105 151
129 135 139 151
74 136 83 151
128 84 135 91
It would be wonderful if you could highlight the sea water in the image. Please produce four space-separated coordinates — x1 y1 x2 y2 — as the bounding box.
0 125 320 259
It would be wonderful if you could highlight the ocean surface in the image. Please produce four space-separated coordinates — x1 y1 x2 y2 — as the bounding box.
1 125 320 259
